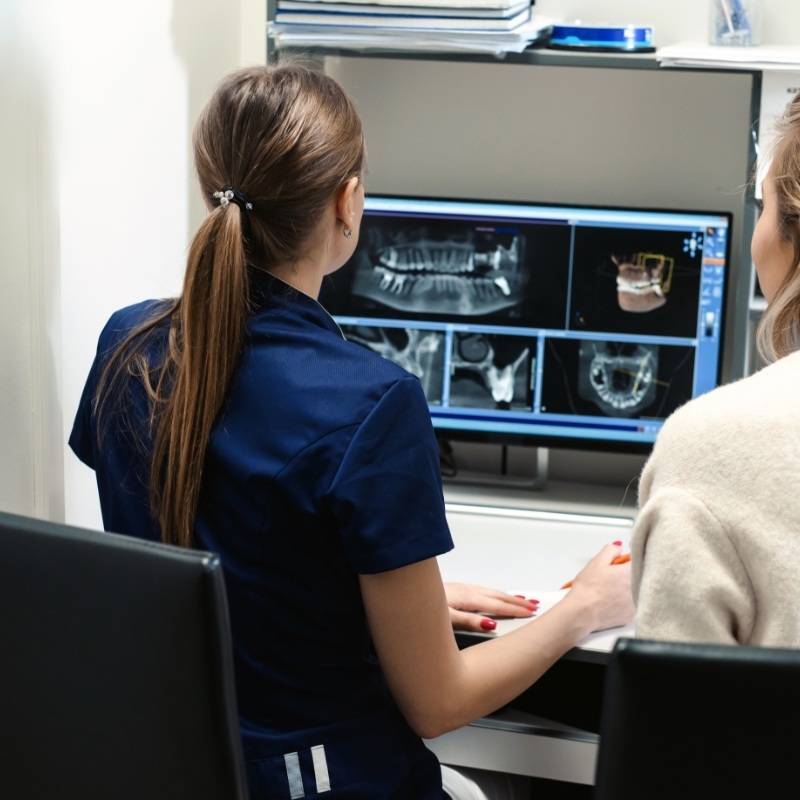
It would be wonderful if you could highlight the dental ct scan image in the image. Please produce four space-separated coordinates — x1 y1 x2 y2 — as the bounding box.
540 338 696 420
448 332 535 411
568 226 704 338
339 324 446 405
320 215 572 329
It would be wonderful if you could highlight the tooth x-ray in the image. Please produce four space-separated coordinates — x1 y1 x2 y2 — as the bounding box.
341 324 446 405
449 332 534 411
577 341 658 417
541 338 695 420
321 213 574 329
350 220 527 318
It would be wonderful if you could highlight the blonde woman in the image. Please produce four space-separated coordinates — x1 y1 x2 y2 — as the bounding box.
632 91 800 646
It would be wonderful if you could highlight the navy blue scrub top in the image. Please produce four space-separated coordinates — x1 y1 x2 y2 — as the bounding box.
70 270 454 799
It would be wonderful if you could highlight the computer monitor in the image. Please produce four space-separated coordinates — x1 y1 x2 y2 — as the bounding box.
319 195 732 454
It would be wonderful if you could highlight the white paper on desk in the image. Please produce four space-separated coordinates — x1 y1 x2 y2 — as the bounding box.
657 42 800 70
495 589 635 652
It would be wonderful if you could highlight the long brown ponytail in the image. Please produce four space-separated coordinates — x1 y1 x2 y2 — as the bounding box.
96 64 365 547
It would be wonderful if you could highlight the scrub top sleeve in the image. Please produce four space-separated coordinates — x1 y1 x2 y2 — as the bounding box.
68 355 100 469
67 305 143 470
328 376 454 574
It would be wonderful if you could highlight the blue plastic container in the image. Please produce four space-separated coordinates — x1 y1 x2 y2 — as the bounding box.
548 23 655 53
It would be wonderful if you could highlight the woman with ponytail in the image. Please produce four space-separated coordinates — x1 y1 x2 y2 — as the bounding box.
70 65 633 799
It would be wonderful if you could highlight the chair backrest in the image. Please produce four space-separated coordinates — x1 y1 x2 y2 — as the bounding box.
0 510 249 800
593 636 800 800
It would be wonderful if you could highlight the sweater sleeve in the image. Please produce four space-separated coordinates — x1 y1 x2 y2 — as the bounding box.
631 485 755 645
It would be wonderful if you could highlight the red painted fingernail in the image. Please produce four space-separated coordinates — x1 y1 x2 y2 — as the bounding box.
526 604 537 612
613 540 622 547
528 598 539 604
480 618 497 631
514 594 525 599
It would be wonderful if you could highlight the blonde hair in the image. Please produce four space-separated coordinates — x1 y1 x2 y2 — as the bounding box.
97 65 366 547
756 90 800 363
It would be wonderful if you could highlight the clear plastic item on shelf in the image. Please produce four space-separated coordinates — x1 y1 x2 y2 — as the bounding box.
709 0 762 46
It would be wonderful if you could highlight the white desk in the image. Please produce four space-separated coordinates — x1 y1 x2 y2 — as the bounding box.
441 498 632 588
428 493 637 785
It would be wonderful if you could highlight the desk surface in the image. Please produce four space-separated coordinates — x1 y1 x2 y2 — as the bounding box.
439 494 636 658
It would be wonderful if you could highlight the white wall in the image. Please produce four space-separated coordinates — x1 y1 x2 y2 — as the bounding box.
60 0 267 531
0 3 41 518
0 0 266 529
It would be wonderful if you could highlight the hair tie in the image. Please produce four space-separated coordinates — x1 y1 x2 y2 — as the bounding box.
213 187 253 211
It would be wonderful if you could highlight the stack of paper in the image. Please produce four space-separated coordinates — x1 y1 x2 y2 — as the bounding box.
657 42 800 71
270 0 554 56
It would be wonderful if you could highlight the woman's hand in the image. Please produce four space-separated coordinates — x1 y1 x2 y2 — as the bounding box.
444 582 538 632
564 543 636 633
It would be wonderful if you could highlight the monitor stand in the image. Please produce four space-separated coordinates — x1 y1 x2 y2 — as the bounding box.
439 440 549 492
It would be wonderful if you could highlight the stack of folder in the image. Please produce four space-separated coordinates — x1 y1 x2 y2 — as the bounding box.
270 0 552 55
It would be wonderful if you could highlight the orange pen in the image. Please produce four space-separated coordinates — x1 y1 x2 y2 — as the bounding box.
560 552 630 590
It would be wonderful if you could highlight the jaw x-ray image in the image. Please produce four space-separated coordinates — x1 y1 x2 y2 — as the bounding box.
577 341 659 417
541 337 695 420
349 219 527 318
340 324 446 405
319 211 574 331
449 332 535 411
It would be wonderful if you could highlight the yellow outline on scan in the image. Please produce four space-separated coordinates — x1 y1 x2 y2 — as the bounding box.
636 253 674 294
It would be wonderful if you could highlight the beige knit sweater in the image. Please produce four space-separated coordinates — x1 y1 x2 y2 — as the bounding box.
631 349 800 646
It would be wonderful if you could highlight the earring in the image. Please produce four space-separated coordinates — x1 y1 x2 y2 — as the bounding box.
343 226 353 239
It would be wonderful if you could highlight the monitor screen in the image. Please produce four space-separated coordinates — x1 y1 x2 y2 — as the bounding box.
319 195 732 454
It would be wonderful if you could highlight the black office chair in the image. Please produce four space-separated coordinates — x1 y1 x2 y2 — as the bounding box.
593 636 800 800
0 510 249 800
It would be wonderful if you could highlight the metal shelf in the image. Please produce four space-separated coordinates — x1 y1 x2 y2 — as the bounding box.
270 42 663 70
